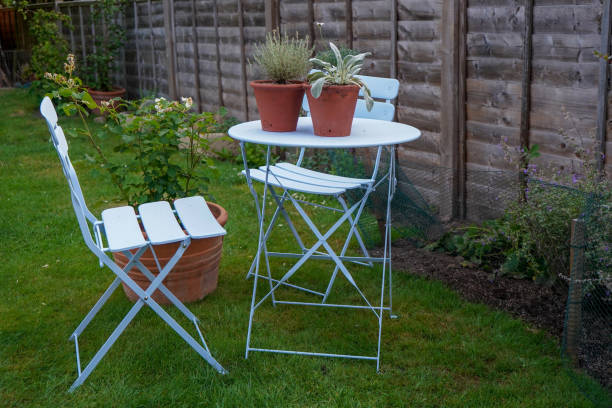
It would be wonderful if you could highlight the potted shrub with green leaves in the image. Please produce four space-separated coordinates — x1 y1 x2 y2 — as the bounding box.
46 57 233 304
106 97 235 304
250 31 312 132
307 42 374 136
83 0 127 110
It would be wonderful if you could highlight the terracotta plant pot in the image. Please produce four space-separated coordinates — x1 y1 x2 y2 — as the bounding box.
251 80 305 132
115 202 228 304
305 84 360 137
87 86 127 115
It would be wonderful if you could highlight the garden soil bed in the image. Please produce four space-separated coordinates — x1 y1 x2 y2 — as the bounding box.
378 240 612 392
375 239 568 337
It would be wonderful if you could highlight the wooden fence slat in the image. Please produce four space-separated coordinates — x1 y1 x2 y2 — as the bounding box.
163 0 177 99
78 6 86 64
597 0 611 171
190 0 202 111
120 8 127 91
520 1 534 159
345 0 352 49
67 6 75 53
134 0 142 94
390 0 397 79
307 0 314 47
238 0 248 121
265 0 279 33
147 0 156 91
212 0 224 107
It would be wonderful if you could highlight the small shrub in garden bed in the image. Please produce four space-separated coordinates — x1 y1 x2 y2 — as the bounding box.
428 119 611 285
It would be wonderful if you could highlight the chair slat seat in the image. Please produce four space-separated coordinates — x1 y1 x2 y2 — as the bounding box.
101 206 147 252
174 196 226 239
259 165 365 189
243 169 346 195
275 162 371 185
138 201 187 245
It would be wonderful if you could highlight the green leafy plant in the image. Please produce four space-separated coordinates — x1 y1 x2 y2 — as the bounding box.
315 45 360 66
101 96 222 205
427 219 512 271
26 9 72 80
252 31 313 83
308 42 374 111
45 55 127 198
83 0 126 91
45 55 229 206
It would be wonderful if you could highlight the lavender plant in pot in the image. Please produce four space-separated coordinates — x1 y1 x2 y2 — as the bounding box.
307 42 374 136
251 31 312 132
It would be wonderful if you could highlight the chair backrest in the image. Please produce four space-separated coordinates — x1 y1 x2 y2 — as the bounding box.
302 74 400 122
40 97 98 243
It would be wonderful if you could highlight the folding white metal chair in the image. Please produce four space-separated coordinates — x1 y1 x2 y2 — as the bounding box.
245 74 400 304
239 75 403 370
40 97 228 392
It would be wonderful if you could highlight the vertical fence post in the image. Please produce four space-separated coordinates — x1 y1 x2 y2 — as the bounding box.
134 1 142 96
147 0 156 93
212 0 224 107
264 0 279 33
566 218 585 365
390 0 397 80
191 0 202 111
345 0 352 49
163 0 177 100
67 6 75 53
78 6 86 64
519 0 534 200
307 0 315 47
596 0 611 172
439 0 467 221
237 0 249 121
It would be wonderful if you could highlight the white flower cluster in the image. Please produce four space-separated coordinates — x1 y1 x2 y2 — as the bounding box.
181 96 193 109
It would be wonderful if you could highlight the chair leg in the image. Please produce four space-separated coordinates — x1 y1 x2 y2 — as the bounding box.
70 240 227 392
70 299 145 392
69 277 122 341
70 247 148 341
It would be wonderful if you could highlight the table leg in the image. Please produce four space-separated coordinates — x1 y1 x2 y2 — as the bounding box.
243 144 275 359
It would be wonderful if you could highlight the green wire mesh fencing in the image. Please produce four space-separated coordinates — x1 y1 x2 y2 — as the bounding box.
293 147 611 404
562 197 612 408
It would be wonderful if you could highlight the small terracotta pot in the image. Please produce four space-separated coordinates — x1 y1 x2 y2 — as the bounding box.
115 202 228 304
251 80 305 132
305 84 360 137
87 86 126 115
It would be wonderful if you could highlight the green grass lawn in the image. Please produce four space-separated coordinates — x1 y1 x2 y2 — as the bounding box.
0 88 608 407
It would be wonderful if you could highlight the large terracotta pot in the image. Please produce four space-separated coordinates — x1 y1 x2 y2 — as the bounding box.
115 202 228 304
251 80 305 132
305 84 360 137
88 86 126 115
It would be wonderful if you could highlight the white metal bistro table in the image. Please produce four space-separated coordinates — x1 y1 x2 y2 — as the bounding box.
229 117 421 370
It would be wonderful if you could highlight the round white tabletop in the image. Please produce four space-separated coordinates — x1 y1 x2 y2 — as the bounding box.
228 117 421 148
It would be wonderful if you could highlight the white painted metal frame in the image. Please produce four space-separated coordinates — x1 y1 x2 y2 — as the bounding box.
230 118 420 371
40 97 228 392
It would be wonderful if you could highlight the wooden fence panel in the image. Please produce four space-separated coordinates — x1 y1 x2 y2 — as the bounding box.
12 0 611 220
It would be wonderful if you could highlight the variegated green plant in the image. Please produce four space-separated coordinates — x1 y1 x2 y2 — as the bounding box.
307 42 374 111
